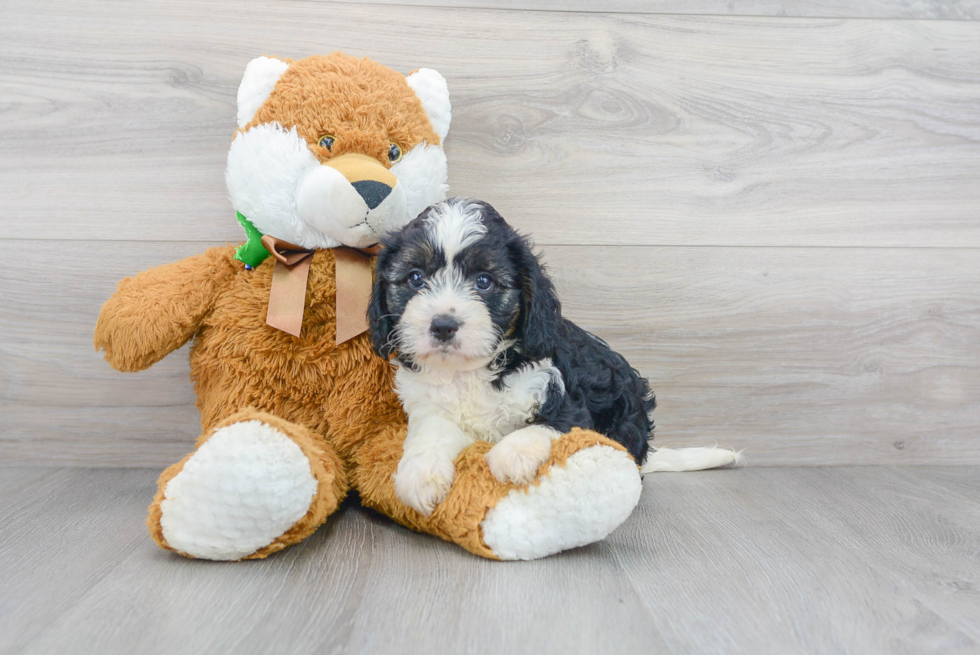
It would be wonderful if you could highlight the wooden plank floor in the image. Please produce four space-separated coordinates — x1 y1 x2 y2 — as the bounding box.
2 3 976 651
3 241 978 467
5 2 980 248
1 466 978 654
340 0 980 20
2 0 979 467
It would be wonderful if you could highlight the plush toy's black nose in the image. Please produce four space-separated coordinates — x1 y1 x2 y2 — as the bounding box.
430 315 460 343
352 180 392 210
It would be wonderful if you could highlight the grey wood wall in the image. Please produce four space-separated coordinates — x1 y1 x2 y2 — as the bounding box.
1 0 978 467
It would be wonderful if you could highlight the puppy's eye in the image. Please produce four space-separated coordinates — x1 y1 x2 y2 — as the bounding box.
474 274 494 292
407 270 426 290
388 143 402 163
318 134 335 150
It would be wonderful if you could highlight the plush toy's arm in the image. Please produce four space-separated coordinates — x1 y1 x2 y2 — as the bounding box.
94 246 238 372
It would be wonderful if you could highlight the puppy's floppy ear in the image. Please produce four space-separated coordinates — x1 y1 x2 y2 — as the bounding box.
509 235 562 360
368 235 401 359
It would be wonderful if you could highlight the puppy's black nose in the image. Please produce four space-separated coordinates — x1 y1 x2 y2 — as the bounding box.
430 314 460 343
351 180 392 210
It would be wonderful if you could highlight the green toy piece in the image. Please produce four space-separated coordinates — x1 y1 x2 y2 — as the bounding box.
234 211 271 268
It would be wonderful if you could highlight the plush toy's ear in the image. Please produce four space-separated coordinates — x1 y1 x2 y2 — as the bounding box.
509 236 563 361
237 56 290 128
406 68 451 142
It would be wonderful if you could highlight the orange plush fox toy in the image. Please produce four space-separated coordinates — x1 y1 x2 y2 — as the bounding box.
94 53 647 561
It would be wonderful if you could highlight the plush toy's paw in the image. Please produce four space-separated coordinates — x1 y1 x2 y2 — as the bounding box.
485 425 556 486
394 451 456 516
157 420 319 560
481 442 642 561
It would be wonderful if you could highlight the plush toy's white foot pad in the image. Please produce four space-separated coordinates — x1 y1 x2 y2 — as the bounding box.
480 445 642 561
160 420 318 560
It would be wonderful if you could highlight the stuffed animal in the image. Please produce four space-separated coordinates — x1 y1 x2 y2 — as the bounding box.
94 52 648 561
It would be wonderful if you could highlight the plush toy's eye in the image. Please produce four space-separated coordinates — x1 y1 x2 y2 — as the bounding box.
407 269 426 290
388 143 402 163
474 274 494 292
318 134 335 150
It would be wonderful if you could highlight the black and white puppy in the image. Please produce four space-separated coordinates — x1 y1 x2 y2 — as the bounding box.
369 198 657 516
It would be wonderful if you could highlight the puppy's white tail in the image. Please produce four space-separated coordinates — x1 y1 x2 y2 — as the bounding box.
641 445 743 473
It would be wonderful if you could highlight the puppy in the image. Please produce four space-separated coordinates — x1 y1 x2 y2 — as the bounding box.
369 197 659 516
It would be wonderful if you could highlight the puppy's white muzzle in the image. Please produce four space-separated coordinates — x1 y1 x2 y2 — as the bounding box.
398 269 499 371
296 153 407 247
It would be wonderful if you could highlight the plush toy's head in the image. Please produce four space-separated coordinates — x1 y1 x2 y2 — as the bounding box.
226 53 451 253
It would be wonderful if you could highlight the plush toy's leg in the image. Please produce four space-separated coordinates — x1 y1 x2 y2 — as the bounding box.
147 409 347 561
353 426 642 561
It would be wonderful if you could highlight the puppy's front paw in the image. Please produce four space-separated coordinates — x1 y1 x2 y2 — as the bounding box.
486 425 557 486
395 453 457 516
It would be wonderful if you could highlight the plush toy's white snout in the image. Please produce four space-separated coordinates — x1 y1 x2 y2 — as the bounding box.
296 154 408 248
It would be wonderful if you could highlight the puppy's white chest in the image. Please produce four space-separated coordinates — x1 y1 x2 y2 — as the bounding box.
395 361 559 443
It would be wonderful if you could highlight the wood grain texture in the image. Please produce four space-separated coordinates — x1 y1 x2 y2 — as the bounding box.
1 466 978 654
2 2 980 246
2 2 979 467
621 466 980 653
338 0 980 20
2 240 978 467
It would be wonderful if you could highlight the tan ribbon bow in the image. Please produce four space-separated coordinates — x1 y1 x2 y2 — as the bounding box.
260 235 378 344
